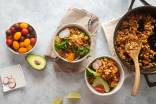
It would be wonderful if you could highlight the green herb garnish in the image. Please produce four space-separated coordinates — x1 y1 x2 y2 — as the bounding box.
55 39 69 51
86 67 100 77
77 46 90 57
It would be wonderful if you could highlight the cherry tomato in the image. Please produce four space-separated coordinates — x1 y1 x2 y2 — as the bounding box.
13 41 19 50
28 26 33 33
14 32 21 40
6 39 13 46
10 26 16 33
19 23 28 29
19 36 25 42
6 35 13 39
6 29 12 35
13 23 20 30
26 45 32 51
18 48 27 54
24 39 30 47
26 34 33 38
19 42 25 47
21 28 29 36
94 85 105 93
30 38 36 45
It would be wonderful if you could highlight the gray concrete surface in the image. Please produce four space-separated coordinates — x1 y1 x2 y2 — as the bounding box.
0 0 156 104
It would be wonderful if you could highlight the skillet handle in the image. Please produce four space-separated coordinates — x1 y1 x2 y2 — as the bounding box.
140 0 151 6
128 0 151 11
143 73 156 87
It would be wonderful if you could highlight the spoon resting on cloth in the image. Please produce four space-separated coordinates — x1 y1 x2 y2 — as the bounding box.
125 41 142 96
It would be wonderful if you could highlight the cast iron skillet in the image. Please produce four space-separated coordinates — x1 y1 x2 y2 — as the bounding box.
113 0 156 87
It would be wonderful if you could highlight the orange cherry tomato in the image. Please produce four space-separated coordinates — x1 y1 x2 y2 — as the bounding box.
19 42 25 47
14 32 21 40
13 41 19 50
27 45 32 51
18 48 27 54
19 23 28 29
24 39 30 47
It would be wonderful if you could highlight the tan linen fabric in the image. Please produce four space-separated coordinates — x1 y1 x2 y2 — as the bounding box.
48 8 99 73
102 18 119 57
102 18 132 79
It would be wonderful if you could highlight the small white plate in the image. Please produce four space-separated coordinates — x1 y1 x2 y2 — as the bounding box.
0 64 26 92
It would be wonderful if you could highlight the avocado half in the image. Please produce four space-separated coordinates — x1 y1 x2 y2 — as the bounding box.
92 77 110 93
26 54 47 71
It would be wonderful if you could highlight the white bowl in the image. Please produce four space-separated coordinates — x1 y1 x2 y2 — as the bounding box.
5 22 37 55
85 56 124 96
53 24 92 63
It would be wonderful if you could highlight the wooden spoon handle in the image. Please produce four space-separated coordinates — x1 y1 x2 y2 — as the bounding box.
131 58 140 96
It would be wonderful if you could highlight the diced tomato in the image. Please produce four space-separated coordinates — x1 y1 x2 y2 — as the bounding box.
94 85 105 93
116 72 120 80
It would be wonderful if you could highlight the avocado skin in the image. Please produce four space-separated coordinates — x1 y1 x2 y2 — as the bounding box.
25 53 47 71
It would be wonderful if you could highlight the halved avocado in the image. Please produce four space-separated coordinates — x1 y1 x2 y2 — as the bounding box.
92 77 110 93
26 54 47 71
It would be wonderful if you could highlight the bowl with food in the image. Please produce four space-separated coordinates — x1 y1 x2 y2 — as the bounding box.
6 22 37 55
85 56 124 96
53 24 91 63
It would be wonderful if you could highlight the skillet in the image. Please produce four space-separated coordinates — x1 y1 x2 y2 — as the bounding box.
114 0 156 87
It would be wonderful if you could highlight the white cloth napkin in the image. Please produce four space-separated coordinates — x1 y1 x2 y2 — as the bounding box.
102 18 133 79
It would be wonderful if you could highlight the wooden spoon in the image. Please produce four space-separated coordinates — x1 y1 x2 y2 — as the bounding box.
125 41 142 96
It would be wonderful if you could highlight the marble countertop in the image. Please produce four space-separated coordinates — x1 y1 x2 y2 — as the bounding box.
0 0 156 104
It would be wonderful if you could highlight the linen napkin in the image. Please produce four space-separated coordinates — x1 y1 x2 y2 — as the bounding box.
48 8 99 73
102 18 133 78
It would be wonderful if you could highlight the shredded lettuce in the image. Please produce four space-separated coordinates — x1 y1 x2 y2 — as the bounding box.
77 46 90 57
55 39 69 51
86 67 100 77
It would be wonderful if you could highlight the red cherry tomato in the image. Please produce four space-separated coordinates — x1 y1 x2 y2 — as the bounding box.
6 35 13 39
28 26 33 32
21 28 29 36
6 29 12 35
6 38 13 46
94 85 105 93
30 38 36 45
14 23 20 30
10 27 16 33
